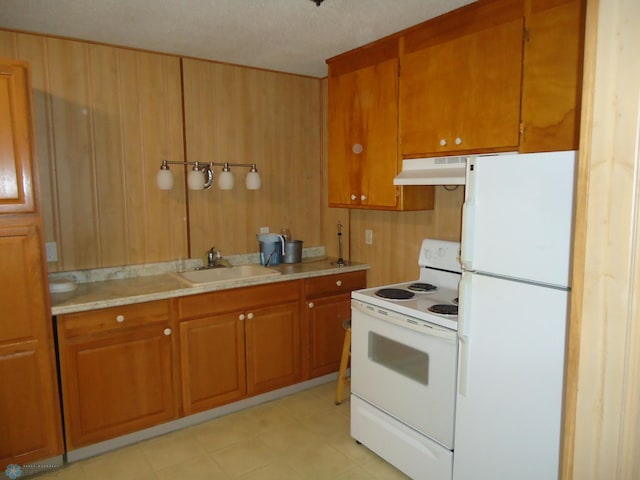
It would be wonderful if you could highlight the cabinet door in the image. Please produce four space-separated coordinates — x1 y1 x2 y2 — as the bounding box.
59 324 175 449
179 313 246 415
328 58 399 208
0 61 36 214
400 18 524 156
307 293 352 378
520 0 585 152
245 302 301 395
0 222 62 468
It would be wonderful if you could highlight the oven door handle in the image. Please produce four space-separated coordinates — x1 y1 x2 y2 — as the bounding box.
351 301 457 341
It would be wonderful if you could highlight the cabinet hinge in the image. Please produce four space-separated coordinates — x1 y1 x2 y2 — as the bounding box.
519 122 525 142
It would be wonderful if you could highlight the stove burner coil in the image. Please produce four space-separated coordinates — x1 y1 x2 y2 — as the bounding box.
375 288 415 300
407 282 437 293
428 304 458 316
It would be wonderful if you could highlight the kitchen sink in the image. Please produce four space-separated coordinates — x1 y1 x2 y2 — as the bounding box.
170 264 281 286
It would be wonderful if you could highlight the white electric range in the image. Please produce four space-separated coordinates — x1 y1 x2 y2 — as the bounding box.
350 238 461 480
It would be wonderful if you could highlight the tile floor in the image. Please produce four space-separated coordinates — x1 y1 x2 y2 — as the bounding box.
48 382 409 479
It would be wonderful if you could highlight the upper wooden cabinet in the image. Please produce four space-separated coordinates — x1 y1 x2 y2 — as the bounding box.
327 39 435 211
328 0 584 182
328 41 399 209
400 0 525 157
0 60 37 214
520 0 585 152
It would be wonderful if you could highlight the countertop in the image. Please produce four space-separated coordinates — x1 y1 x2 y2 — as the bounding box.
50 257 369 316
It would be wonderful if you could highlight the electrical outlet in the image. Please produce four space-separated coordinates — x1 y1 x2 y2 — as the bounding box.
45 242 58 262
365 229 373 245
259 226 270 233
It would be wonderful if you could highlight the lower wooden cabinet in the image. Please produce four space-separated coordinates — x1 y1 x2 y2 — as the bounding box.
0 221 63 469
245 302 300 395
55 273 366 448
57 300 175 449
176 281 301 415
179 312 246 414
304 271 367 378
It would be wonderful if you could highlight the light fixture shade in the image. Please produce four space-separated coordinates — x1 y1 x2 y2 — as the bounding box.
245 170 261 190
156 169 174 190
218 170 234 190
187 168 205 190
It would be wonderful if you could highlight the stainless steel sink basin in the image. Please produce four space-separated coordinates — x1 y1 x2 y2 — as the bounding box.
170 264 281 286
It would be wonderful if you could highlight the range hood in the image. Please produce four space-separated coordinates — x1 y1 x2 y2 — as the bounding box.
394 155 468 186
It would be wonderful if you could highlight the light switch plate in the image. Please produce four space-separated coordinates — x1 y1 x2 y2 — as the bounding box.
365 229 373 245
259 227 270 233
45 242 58 262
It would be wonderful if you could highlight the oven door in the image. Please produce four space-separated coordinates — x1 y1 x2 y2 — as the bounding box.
351 299 458 448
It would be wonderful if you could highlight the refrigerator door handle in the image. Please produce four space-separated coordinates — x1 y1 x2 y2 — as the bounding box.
457 272 472 396
460 201 475 270
460 160 476 270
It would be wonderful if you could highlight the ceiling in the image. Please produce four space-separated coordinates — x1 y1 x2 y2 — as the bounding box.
0 0 475 78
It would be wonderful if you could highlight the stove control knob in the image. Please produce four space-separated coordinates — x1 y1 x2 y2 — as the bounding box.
424 248 432 259
438 248 445 257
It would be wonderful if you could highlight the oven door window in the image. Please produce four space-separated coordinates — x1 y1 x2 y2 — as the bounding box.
369 332 429 386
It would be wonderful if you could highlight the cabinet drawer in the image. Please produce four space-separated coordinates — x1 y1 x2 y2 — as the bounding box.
59 300 170 337
177 280 301 319
305 271 367 299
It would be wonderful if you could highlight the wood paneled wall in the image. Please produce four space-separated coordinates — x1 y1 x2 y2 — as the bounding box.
350 188 463 286
182 58 322 258
0 31 188 271
563 0 640 477
0 29 461 278
0 30 324 271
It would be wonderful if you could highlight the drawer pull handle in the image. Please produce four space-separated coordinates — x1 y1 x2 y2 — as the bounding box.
351 194 357 201
116 314 125 323
308 302 314 309
247 312 254 320
163 328 172 336
336 280 343 287
440 138 447 146
239 314 246 321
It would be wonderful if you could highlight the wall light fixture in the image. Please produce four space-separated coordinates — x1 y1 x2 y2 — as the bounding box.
157 160 262 191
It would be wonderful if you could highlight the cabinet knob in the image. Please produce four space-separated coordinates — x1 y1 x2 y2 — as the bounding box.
163 328 172 336
116 314 125 323
439 138 447 146
352 143 363 154
239 314 246 321
336 280 343 287
247 312 254 320
455 137 462 145
351 194 357 201
360 195 367 201
308 302 314 309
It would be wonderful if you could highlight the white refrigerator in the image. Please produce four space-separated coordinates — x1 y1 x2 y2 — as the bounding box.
453 151 577 480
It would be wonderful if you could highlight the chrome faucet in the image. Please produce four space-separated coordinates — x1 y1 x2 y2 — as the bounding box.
207 246 222 268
